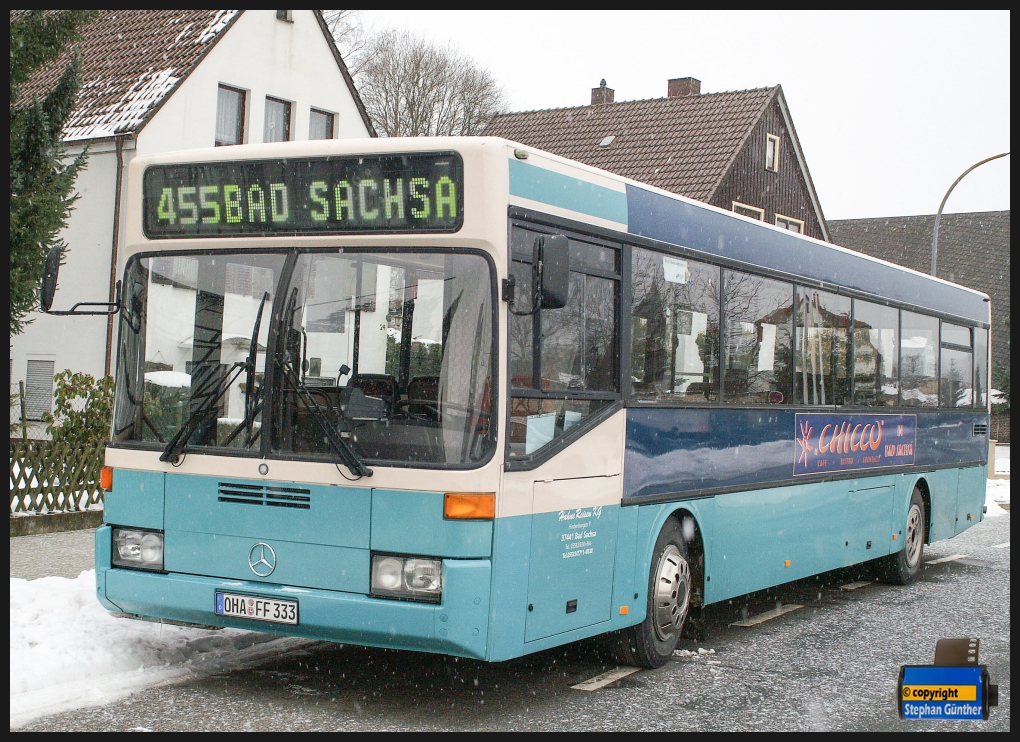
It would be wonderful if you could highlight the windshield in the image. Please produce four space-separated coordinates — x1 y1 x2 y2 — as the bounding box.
113 252 286 451
113 249 496 468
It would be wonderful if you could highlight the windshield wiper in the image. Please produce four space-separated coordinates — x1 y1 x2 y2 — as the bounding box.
221 292 271 450
276 359 372 477
159 359 246 463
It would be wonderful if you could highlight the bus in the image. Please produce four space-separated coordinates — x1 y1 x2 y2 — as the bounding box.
91 137 991 668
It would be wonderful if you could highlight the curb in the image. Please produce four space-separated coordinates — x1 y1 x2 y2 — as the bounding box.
10 510 104 537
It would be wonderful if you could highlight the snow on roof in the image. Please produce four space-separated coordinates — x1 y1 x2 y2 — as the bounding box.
16 11 240 142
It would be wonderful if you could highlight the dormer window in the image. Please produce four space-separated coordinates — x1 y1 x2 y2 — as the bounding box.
766 134 780 172
732 201 764 221
775 214 804 233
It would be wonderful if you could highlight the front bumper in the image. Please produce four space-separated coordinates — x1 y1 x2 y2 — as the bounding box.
95 525 491 659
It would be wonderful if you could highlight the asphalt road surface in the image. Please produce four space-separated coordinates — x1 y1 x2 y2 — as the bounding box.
19 514 1009 731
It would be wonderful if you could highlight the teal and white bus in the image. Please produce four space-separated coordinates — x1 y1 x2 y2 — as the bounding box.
94 137 992 667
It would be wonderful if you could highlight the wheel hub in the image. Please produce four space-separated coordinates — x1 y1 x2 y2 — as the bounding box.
905 502 923 568
653 544 691 643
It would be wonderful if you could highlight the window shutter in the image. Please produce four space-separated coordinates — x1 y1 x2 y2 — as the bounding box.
25 360 55 420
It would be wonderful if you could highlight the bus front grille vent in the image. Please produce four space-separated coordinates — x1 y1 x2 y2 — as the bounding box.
217 482 311 509
973 423 989 437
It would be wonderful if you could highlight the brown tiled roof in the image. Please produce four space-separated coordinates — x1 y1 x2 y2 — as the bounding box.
14 10 376 141
829 211 1010 367
485 87 776 202
17 11 241 141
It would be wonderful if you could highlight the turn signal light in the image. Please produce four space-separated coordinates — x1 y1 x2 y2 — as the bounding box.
444 492 495 520
101 466 114 491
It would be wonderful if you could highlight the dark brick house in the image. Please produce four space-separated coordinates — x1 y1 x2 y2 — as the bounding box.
485 77 829 241
830 211 1010 440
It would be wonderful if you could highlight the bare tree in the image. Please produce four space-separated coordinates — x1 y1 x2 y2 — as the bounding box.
357 28 507 137
322 10 370 79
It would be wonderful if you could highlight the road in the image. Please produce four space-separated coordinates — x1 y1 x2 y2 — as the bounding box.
17 514 1009 731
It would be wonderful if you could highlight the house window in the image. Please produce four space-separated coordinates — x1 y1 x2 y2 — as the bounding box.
766 134 780 172
775 214 804 233
25 359 55 421
732 201 765 221
264 97 292 143
215 85 246 146
309 109 335 140
276 10 292 22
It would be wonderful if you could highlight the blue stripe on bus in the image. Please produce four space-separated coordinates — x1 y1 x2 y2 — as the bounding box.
624 184 989 325
623 408 989 501
509 159 628 224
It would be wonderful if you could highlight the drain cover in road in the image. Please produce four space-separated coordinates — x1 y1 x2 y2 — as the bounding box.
839 580 872 591
925 553 970 565
729 603 802 627
571 666 640 691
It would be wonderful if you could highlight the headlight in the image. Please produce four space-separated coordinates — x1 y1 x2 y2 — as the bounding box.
371 554 442 603
112 527 164 571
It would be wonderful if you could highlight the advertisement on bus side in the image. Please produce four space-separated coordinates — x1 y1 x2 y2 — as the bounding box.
794 413 917 475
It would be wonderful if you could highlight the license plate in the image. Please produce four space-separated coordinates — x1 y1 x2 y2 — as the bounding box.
215 592 298 625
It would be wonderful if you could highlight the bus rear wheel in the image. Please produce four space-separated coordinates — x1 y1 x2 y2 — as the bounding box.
875 486 926 585
611 518 691 668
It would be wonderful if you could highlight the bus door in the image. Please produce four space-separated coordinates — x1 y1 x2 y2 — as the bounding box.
505 225 625 643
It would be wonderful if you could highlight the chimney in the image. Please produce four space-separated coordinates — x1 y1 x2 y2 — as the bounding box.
591 79 614 105
667 77 701 98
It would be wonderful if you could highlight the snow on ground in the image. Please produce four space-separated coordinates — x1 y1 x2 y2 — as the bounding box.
984 478 1009 516
10 571 312 729
994 445 1010 475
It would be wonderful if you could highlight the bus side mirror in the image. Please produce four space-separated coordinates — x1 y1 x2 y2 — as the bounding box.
40 245 62 312
537 235 569 309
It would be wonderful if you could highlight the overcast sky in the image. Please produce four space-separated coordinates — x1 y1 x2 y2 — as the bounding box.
359 10 1010 221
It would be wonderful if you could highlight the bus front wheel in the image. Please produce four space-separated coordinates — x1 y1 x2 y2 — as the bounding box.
612 518 691 668
875 486 926 585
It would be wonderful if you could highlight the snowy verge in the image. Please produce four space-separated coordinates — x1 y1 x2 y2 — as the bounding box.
10 571 314 729
984 479 1009 517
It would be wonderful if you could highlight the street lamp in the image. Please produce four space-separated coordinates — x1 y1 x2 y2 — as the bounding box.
931 152 1009 276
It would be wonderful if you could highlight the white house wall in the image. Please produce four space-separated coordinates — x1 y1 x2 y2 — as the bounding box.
10 144 122 392
136 10 370 154
10 10 371 417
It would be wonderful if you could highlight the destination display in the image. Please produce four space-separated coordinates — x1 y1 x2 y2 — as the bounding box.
794 412 917 476
143 153 463 237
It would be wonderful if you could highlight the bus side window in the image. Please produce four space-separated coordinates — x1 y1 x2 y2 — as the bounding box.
630 247 719 402
852 299 898 406
794 287 850 406
900 311 939 407
722 270 793 404
972 327 988 409
507 225 621 460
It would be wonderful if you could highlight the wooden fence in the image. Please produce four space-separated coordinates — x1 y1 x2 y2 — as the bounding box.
10 439 104 514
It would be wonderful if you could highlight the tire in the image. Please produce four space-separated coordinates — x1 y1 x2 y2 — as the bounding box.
611 518 692 668
875 486 926 585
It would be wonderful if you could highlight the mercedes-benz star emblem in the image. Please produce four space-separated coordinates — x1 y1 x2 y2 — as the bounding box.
248 542 277 577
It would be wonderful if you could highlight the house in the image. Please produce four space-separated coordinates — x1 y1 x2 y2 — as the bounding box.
485 77 829 241
10 10 375 430
829 211 1010 441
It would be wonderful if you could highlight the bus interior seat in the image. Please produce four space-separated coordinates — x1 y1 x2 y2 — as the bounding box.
347 373 398 414
399 375 440 420
407 375 439 403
